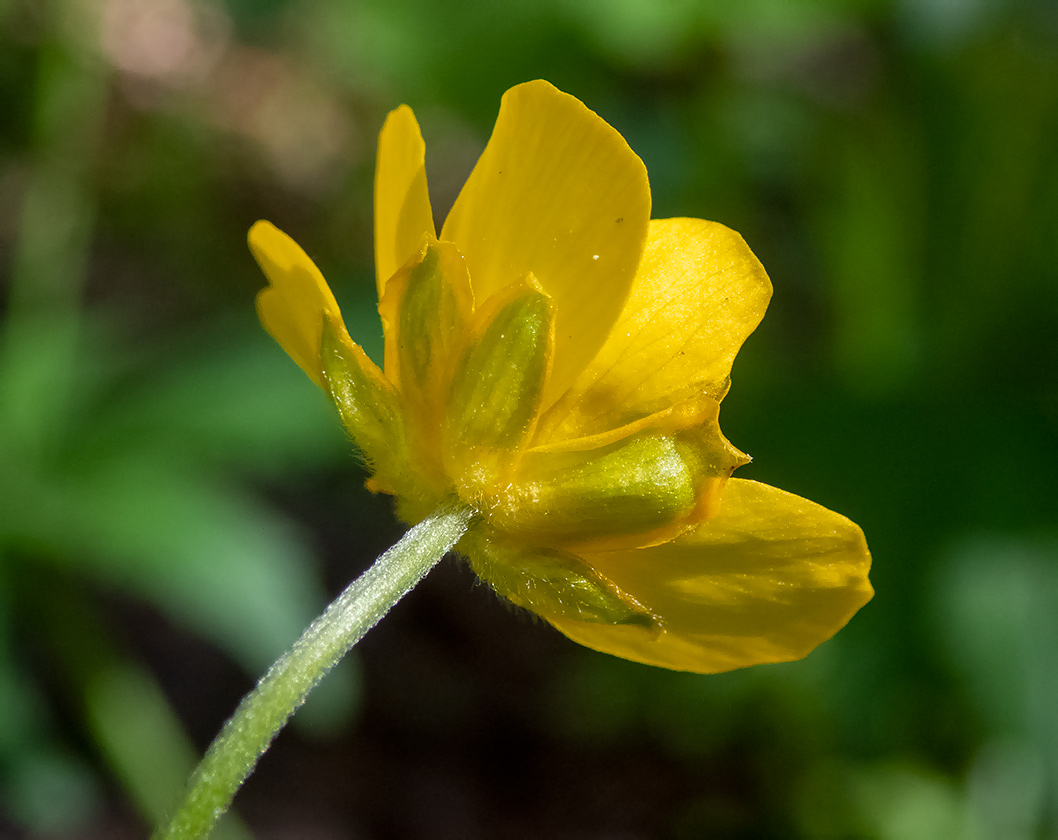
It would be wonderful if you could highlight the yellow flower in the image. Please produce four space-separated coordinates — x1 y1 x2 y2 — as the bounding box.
249 80 872 674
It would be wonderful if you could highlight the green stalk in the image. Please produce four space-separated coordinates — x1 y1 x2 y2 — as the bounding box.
154 504 475 839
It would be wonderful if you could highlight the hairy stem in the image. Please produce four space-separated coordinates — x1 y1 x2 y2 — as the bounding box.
155 503 475 839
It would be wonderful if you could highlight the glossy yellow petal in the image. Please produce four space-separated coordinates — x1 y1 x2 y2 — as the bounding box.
547 479 873 673
537 218 772 443
374 105 435 299
441 80 651 405
250 220 344 388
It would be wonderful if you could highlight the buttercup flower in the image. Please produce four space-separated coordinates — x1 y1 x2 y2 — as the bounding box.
249 80 872 674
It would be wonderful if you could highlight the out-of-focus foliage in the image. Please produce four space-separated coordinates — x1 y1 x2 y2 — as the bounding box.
1 0 1055 836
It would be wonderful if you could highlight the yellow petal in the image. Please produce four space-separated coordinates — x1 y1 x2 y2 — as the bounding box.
374 105 435 299
537 218 772 443
547 479 873 673
441 80 651 405
249 220 344 388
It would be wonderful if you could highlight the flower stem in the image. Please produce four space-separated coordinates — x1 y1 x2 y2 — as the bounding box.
154 503 475 840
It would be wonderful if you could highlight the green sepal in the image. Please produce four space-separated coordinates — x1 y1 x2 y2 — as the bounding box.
492 432 699 548
461 526 655 628
381 239 473 415
445 277 553 484
320 316 411 495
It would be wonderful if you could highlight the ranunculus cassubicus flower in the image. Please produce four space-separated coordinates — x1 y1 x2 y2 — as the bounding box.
249 80 872 673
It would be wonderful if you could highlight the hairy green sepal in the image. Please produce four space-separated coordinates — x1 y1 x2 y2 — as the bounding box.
462 527 654 628
320 316 411 496
494 433 699 545
445 278 553 481
394 241 472 410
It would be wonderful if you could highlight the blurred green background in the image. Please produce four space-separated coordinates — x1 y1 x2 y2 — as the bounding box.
2 0 1057 837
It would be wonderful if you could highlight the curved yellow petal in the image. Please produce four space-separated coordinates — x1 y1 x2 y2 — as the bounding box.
537 218 772 443
547 479 873 673
249 220 345 388
374 105 435 299
441 80 651 405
